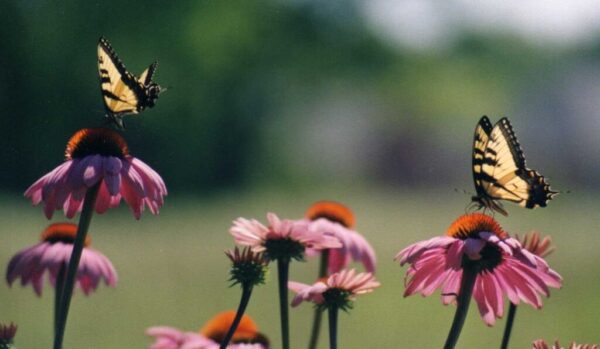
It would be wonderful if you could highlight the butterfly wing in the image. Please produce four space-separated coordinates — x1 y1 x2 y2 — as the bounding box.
97 37 145 116
138 62 158 86
473 117 557 214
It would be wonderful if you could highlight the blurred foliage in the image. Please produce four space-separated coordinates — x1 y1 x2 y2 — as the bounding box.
0 0 587 194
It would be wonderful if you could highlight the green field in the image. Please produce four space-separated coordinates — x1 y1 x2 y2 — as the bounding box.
1 186 598 348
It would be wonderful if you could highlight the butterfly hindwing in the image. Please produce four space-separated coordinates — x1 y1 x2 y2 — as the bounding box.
471 116 556 215
97 37 162 127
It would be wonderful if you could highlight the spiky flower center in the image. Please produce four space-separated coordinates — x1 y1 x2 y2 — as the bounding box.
40 223 91 247
306 201 355 228
226 248 268 287
65 128 129 160
264 238 305 261
462 244 503 272
320 288 353 312
447 213 506 240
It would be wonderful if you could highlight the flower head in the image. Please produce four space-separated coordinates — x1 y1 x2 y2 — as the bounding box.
225 247 268 288
395 213 562 326
303 201 376 274
516 231 555 258
0 323 17 349
147 311 268 349
289 269 380 311
25 128 167 220
532 339 599 349
6 222 117 296
230 212 341 261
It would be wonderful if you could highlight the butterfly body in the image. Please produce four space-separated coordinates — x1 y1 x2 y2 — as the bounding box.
471 116 557 216
97 37 162 128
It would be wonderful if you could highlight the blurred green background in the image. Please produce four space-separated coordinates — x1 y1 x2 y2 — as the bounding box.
1 0 599 347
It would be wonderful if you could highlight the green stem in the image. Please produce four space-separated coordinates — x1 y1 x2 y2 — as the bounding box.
500 303 517 349
443 264 478 349
220 284 254 349
54 262 67 336
53 183 100 349
277 258 291 349
308 250 329 349
328 307 338 349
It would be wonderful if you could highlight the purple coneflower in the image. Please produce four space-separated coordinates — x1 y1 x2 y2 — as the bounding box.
289 269 379 349
303 201 376 275
230 212 340 349
501 231 559 349
302 201 376 349
0 322 17 349
532 339 599 349
147 311 269 349
6 222 117 296
395 213 562 349
24 128 165 349
25 128 167 220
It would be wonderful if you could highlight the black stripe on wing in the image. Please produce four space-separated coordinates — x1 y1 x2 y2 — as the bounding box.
98 36 146 98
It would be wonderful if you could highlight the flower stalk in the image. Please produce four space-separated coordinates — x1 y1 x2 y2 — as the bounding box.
277 258 291 349
443 263 478 349
219 284 253 349
308 250 329 349
53 182 100 349
500 302 517 349
54 262 66 335
327 306 338 349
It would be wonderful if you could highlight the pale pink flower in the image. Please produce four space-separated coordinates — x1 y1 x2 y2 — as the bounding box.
305 218 376 273
288 269 380 308
230 213 341 259
6 223 117 296
395 213 562 326
302 199 375 274
25 128 167 220
532 339 599 349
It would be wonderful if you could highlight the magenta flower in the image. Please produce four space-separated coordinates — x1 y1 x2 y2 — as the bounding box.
25 128 167 220
230 212 341 261
303 201 376 274
532 339 599 349
289 269 380 309
6 222 117 296
395 213 562 326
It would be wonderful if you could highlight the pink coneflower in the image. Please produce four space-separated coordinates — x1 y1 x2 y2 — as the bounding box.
302 201 376 349
289 269 380 309
6 222 117 296
304 201 376 274
230 212 340 349
25 128 167 220
517 231 555 258
501 231 560 349
396 213 562 327
230 212 341 260
289 269 379 349
532 339 599 349
146 311 269 349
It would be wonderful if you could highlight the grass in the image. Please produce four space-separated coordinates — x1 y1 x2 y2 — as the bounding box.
1 185 599 348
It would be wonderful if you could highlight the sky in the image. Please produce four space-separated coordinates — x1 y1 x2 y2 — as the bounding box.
361 0 600 50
